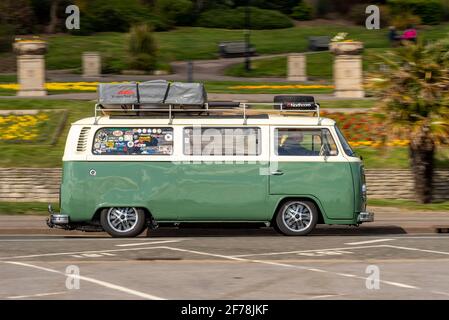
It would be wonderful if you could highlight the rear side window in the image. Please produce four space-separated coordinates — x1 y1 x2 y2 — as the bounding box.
92 127 173 155
183 127 261 156
275 128 338 156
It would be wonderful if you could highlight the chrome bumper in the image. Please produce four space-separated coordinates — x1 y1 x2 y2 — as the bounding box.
46 204 69 227
357 211 374 223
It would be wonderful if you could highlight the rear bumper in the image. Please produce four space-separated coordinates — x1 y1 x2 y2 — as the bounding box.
357 211 374 223
46 204 70 228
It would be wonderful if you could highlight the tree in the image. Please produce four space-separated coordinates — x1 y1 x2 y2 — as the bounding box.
128 24 158 71
45 0 60 34
370 40 449 203
0 0 36 34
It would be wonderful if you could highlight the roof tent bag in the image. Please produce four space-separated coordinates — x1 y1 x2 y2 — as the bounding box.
98 83 139 105
164 82 207 105
138 80 170 105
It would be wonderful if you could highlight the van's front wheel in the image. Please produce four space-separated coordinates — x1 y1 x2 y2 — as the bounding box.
100 207 146 238
275 200 318 236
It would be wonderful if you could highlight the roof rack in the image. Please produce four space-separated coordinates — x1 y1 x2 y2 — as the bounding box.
93 99 320 124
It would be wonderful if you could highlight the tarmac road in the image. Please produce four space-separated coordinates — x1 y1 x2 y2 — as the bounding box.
0 231 448 300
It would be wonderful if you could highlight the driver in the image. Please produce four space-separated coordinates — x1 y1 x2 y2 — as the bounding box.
278 132 319 156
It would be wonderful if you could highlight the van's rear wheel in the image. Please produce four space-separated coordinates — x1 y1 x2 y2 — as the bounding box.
100 207 146 238
275 200 318 236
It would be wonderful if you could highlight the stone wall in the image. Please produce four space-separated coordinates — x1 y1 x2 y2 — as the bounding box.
365 169 449 201
0 168 448 202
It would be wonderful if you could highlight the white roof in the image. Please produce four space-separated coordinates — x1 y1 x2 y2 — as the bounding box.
72 115 336 126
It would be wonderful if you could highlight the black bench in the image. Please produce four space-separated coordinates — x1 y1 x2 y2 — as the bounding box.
218 41 257 58
308 36 330 51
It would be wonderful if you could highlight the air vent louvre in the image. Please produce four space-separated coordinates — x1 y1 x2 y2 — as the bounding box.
76 127 91 152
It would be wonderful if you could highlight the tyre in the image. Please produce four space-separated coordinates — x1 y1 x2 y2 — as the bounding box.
100 207 146 238
275 200 318 236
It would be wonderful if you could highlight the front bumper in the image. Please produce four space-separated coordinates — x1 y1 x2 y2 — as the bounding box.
357 211 374 223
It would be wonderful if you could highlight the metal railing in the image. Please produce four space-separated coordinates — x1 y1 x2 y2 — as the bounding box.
93 102 320 124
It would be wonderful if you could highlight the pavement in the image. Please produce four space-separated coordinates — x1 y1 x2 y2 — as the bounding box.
0 232 449 300
1 207 449 300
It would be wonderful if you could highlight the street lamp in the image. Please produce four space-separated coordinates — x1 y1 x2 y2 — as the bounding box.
244 4 251 72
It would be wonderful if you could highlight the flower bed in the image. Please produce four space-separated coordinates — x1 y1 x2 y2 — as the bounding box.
323 111 409 148
0 110 67 144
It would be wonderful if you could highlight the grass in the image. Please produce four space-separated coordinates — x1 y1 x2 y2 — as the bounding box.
0 74 16 83
204 81 333 94
225 52 333 79
0 202 58 215
225 48 388 79
1 23 448 73
0 99 92 167
368 199 449 211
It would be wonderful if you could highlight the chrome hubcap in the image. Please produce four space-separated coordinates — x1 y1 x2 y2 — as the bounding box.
107 207 138 233
282 202 312 232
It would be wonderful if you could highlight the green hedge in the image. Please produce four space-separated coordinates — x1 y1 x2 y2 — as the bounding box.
70 0 169 35
0 24 14 53
388 0 443 25
196 7 294 29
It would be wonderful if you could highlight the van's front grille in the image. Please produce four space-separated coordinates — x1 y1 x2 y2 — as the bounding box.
76 127 91 152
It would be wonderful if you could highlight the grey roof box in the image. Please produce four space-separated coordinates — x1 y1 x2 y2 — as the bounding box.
138 80 169 104
98 83 138 104
164 82 207 105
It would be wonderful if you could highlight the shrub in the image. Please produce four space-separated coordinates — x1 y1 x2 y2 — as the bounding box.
0 24 14 53
389 12 422 30
70 0 170 35
156 0 195 26
388 0 443 25
196 7 293 29
128 24 157 72
291 2 314 21
0 0 36 34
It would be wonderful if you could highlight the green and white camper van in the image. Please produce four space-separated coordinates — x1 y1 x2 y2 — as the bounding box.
47 83 373 237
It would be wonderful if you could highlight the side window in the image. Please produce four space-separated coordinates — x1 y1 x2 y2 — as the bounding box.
183 127 261 156
275 128 338 156
92 127 173 155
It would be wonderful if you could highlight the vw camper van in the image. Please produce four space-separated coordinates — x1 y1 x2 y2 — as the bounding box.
47 82 373 237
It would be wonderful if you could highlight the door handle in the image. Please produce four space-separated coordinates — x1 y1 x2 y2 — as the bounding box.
271 170 284 176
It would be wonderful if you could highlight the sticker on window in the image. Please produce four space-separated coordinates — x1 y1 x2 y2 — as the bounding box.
92 127 173 155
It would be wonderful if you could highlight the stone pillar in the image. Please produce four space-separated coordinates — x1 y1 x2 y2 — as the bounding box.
82 52 101 77
330 41 364 98
13 40 47 97
287 53 307 81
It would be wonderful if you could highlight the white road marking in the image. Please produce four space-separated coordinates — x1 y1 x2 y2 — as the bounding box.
0 246 165 260
309 294 343 299
432 291 449 297
335 273 358 278
231 245 385 258
345 239 395 245
3 261 165 300
385 245 449 256
71 253 116 259
7 291 66 299
298 250 353 257
380 280 418 289
160 246 420 291
81 254 104 258
115 240 182 247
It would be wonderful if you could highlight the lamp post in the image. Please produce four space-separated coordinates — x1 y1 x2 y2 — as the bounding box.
244 4 251 72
